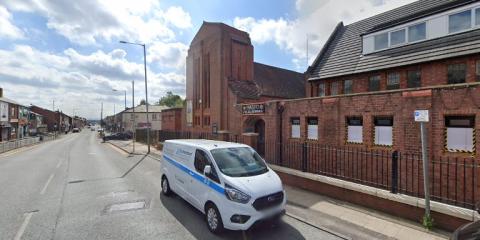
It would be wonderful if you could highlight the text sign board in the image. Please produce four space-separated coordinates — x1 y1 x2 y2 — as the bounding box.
242 104 265 115
414 110 429 122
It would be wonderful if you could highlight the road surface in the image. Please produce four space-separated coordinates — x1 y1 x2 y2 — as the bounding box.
0 130 343 240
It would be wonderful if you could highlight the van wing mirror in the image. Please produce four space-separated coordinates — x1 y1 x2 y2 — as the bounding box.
204 165 212 176
476 202 480 214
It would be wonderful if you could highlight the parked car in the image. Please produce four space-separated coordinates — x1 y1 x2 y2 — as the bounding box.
451 202 480 240
102 132 131 141
160 140 286 234
72 128 80 133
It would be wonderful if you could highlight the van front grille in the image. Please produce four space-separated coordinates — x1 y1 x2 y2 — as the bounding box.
252 191 284 211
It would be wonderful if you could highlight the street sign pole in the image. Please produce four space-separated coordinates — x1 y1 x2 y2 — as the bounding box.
420 121 430 218
414 110 432 226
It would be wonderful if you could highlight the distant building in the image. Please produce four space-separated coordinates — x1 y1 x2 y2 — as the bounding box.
120 105 169 132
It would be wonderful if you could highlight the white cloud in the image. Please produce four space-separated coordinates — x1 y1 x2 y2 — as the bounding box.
3 0 192 45
0 45 185 119
147 42 188 70
234 0 416 71
162 6 193 29
0 6 24 39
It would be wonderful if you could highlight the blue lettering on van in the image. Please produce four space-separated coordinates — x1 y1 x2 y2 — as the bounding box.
163 154 225 194
175 149 193 157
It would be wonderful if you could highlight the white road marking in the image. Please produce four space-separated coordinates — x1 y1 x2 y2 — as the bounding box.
55 159 62 169
14 212 35 240
40 173 55 195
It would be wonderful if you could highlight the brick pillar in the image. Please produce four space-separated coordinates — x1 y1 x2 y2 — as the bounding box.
242 132 258 149
218 131 230 142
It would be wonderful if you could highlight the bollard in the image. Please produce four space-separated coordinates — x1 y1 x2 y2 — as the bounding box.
391 151 399 194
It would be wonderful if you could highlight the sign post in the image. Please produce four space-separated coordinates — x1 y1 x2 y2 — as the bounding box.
414 110 432 227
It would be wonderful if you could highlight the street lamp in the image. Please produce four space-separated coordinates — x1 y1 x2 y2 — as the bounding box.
112 89 127 110
119 40 150 153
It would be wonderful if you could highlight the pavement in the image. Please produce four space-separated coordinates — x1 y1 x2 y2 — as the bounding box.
0 130 345 240
107 139 452 240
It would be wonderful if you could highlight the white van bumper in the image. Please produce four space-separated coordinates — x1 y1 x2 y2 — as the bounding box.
219 191 287 231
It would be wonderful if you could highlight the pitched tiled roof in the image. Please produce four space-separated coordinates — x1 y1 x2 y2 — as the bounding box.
308 0 480 81
228 63 305 100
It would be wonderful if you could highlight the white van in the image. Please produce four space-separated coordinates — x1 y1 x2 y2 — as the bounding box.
160 139 286 233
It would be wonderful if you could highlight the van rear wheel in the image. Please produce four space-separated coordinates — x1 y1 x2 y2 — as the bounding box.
205 204 224 234
161 176 172 196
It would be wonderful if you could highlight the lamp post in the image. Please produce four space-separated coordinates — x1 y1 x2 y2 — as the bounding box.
119 40 150 153
112 89 127 110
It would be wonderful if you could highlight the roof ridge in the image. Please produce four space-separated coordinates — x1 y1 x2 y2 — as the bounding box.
253 62 303 74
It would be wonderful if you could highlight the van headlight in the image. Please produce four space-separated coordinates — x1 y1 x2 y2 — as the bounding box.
224 184 251 204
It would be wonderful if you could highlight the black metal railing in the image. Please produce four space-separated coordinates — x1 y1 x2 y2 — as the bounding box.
156 130 479 210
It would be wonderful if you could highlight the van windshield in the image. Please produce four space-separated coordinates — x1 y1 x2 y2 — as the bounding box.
210 147 268 177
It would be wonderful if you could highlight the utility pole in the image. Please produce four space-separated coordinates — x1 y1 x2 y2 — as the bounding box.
132 80 135 154
101 102 103 128
306 34 309 68
143 44 150 154
52 100 55 111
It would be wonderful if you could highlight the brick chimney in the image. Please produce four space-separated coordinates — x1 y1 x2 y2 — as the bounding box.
0 88 3 98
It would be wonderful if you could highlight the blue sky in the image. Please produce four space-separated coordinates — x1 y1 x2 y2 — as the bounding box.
0 0 415 119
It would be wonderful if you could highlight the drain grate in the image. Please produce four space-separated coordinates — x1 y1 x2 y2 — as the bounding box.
103 200 149 214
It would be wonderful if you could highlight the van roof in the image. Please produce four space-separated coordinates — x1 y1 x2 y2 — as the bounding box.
165 139 250 151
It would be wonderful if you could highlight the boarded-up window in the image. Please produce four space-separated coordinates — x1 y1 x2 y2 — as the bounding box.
476 60 480 82
445 116 475 152
307 117 318 140
291 117 300 138
374 117 393 146
347 117 363 143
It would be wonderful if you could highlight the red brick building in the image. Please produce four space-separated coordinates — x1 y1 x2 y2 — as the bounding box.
159 0 480 228
183 22 305 144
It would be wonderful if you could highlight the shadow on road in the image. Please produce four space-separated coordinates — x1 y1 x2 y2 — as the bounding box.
160 193 306 240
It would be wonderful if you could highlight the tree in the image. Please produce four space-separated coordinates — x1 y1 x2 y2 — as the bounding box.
157 91 184 107
139 99 146 105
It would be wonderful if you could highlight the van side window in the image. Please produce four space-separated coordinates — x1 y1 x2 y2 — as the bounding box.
194 150 209 173
194 149 220 183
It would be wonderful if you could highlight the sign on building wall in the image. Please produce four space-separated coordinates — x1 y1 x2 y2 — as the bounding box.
242 104 265 115
0 102 8 122
186 100 193 127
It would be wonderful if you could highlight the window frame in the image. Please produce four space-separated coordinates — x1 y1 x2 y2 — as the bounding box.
386 72 400 90
318 83 326 97
408 22 427 43
374 32 389 51
306 117 318 140
448 9 473 33
346 116 363 144
373 116 394 147
444 116 476 153
291 117 301 139
330 81 339 95
368 75 381 92
344 80 353 94
390 28 406 46
476 60 480 82
407 69 422 88
447 63 467 84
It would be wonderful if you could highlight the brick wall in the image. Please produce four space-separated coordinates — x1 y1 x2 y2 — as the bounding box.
160 108 182 131
308 54 480 97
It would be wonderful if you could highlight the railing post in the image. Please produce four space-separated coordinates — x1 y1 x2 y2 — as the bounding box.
302 142 307 172
391 150 399 194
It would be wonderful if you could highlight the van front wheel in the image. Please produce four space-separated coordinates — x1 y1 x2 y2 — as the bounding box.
205 204 224 234
161 176 172 196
